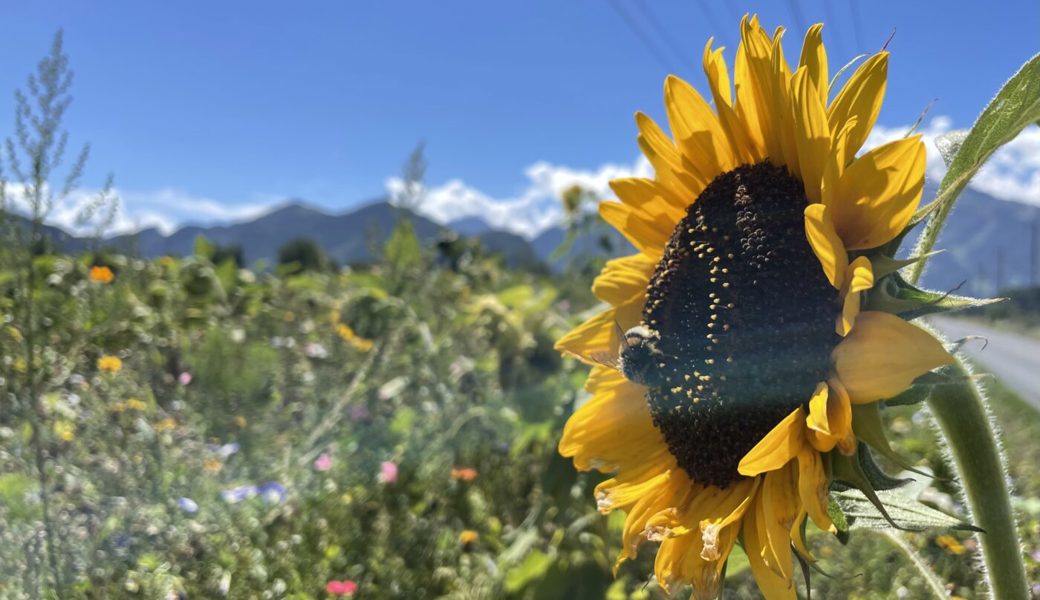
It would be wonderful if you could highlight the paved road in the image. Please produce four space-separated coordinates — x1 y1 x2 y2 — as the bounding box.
929 317 1040 411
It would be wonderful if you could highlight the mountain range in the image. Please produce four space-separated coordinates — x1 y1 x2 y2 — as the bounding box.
21 185 1040 294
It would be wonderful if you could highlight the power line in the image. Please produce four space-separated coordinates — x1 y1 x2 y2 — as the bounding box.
849 0 865 52
633 0 694 74
692 0 727 46
786 0 806 37
608 0 680 73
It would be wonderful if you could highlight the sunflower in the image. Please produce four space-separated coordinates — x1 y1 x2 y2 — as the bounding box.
555 16 955 599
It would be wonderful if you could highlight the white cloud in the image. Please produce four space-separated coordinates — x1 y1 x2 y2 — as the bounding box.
866 116 1040 205
396 116 1040 240
4 184 273 236
11 116 1038 241
387 157 653 238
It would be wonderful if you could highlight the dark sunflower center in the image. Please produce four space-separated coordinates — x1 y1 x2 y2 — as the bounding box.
630 162 840 488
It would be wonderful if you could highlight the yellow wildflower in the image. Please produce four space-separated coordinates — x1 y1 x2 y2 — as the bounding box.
337 323 374 352
155 417 177 432
459 530 479 546
125 398 147 411
936 534 968 555
54 421 75 442
97 355 123 373
204 457 223 474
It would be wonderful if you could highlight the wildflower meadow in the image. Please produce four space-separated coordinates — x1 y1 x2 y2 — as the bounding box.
2 6 1040 600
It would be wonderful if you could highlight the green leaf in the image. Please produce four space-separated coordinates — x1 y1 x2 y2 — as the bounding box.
869 271 1004 319
834 488 980 533
909 53 1040 283
193 234 215 260
504 549 555 592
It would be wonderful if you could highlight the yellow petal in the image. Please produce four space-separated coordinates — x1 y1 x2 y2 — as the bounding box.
613 468 690 567
829 136 927 250
635 112 702 201
745 503 797 600
664 75 735 177
592 253 656 307
739 407 806 476
803 203 848 289
770 31 800 173
734 15 773 162
559 367 670 473
703 38 756 164
807 379 852 452
837 256 875 336
798 24 828 107
599 201 671 258
555 300 643 363
796 447 835 533
828 52 888 164
791 67 831 202
609 176 686 222
759 466 799 581
805 382 833 436
833 311 955 404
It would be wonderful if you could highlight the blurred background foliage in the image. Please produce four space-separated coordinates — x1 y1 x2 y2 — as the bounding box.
0 30 1037 600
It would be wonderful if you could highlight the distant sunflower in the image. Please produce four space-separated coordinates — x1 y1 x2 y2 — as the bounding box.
556 16 954 599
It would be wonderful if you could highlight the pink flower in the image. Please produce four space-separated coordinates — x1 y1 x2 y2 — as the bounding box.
314 452 333 472
377 460 398 484
325 580 357 595
178 372 193 386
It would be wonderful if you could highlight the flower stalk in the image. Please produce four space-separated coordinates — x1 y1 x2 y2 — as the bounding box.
922 361 1029 599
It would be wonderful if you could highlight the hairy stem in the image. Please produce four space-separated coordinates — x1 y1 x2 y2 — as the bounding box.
881 531 948 600
926 360 1028 600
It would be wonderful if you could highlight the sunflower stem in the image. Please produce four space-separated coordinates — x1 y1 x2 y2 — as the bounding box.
924 359 1028 600
880 531 947 600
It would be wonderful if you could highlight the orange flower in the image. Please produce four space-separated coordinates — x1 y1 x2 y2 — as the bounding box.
459 530 479 546
451 467 478 482
89 265 114 284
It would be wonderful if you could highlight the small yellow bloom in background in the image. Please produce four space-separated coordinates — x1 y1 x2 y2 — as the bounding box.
283 310 295 322
125 398 147 411
54 421 75 442
936 534 968 555
204 457 223 474
459 530 479 546
88 265 114 284
451 467 478 482
233 415 248 429
109 401 126 413
6 326 23 342
159 256 176 267
336 323 374 352
97 355 123 373
155 417 177 432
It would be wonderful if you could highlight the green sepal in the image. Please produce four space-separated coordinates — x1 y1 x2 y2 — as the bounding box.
851 403 932 478
831 447 903 530
868 251 942 279
883 384 931 407
857 444 914 491
827 496 850 545
868 271 1005 319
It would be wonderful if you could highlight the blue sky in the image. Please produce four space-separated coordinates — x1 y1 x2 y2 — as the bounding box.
1 1 1038 234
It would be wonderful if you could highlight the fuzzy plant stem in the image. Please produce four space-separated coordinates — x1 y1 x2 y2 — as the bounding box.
925 361 1028 600
881 532 947 600
911 177 1029 599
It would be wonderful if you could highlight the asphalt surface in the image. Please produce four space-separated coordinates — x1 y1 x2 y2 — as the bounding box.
929 316 1040 411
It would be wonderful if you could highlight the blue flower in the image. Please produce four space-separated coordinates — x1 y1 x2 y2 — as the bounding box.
220 485 257 504
257 481 286 504
176 497 199 513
